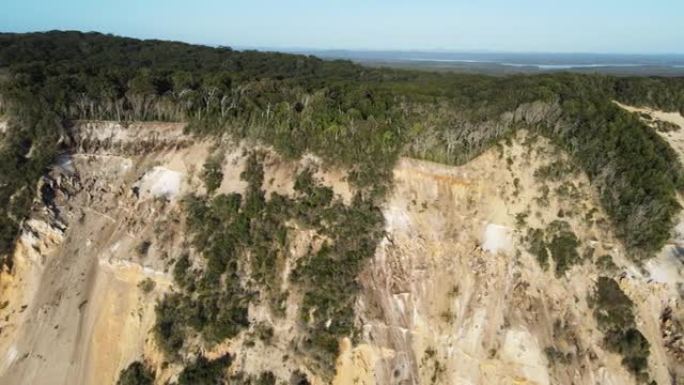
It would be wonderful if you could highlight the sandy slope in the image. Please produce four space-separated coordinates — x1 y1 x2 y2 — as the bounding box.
0 121 683 385
0 121 356 385
337 131 682 385
0 122 204 385
615 102 684 164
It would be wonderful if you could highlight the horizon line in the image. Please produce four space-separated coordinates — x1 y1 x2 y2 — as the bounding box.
3 29 684 57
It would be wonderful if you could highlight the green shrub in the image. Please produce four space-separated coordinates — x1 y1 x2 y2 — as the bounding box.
138 278 156 293
256 371 276 385
596 254 618 273
154 293 189 356
116 361 154 385
534 160 577 181
173 253 192 288
528 221 581 276
594 277 636 331
547 222 581 277
544 346 572 366
593 277 651 380
177 354 232 385
527 228 549 269
136 240 152 257
156 154 384 375
201 153 224 194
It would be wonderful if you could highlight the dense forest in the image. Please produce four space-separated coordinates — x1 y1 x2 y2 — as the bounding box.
1 31 683 261
1 31 684 382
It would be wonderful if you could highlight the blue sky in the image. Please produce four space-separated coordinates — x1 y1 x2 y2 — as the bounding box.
2 0 683 53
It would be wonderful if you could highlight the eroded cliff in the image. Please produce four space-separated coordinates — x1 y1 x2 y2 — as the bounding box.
0 111 683 385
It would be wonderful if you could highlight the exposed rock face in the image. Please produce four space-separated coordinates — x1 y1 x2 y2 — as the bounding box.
0 116 683 385
345 127 684 385
0 122 195 385
661 307 684 364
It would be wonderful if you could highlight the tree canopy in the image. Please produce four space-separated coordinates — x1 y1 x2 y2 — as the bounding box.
0 30 683 262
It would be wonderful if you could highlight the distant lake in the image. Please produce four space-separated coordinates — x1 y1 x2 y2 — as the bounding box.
281 49 684 75
407 58 654 70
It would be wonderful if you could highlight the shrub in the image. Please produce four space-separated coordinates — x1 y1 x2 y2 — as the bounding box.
154 293 189 356
596 254 618 273
534 160 577 182
547 224 580 277
177 354 232 385
136 240 152 257
173 253 191 288
138 278 156 293
201 153 224 194
256 371 276 385
593 277 651 380
527 228 549 269
116 361 154 385
156 154 384 375
528 221 581 276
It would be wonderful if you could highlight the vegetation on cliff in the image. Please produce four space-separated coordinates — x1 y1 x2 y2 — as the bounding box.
592 277 652 382
0 31 682 382
1 31 683 263
157 152 383 373
116 362 155 385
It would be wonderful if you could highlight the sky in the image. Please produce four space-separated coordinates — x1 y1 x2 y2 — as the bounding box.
2 0 683 54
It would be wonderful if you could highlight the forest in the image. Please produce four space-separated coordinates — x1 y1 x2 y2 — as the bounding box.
1 31 683 262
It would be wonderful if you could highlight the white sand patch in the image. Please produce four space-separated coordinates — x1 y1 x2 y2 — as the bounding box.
135 166 182 200
384 205 411 232
615 102 684 165
614 102 684 129
501 329 550 385
650 110 684 129
482 223 512 254
646 250 684 286
0 120 8 134
55 155 76 174
120 158 133 171
457 308 488 354
645 212 684 292
2 346 18 372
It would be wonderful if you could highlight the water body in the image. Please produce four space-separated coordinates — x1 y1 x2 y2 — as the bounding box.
282 49 684 75
408 58 648 69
